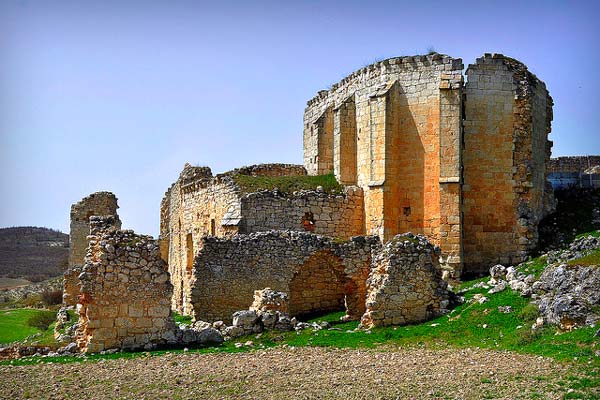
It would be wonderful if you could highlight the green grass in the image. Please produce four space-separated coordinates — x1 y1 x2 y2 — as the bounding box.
232 172 343 194
0 309 56 344
568 248 600 267
173 312 192 326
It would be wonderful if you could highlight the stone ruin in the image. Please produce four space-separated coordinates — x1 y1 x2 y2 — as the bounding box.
63 192 121 306
361 234 449 328
62 52 558 352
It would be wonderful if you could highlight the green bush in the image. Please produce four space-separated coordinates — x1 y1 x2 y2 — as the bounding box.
519 303 539 323
26 311 56 331
41 290 63 306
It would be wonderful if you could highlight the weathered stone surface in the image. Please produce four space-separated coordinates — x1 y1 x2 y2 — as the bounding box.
64 192 121 306
360 233 449 328
188 231 379 323
533 264 600 330
75 216 176 353
250 288 289 314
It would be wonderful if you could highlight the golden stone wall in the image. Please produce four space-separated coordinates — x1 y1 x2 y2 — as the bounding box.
76 217 175 353
462 54 554 273
304 54 464 276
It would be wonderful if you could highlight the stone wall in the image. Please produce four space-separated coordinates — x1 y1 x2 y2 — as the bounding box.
76 216 175 353
547 156 600 173
303 54 464 276
361 233 449 328
160 164 242 315
189 231 380 323
65 192 121 306
239 186 364 239
463 54 554 273
69 192 121 267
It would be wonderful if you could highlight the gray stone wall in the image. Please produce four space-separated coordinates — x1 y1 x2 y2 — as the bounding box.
361 233 449 328
239 186 364 239
189 231 380 323
69 192 121 268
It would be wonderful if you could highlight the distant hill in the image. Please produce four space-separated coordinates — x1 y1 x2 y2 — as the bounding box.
0 227 69 283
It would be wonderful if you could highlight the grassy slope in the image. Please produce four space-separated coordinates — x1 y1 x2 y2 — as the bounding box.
0 309 56 344
232 173 343 194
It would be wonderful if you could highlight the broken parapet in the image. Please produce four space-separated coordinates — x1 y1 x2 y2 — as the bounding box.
361 233 449 328
75 216 176 353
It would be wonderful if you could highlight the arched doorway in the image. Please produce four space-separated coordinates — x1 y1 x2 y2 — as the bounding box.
288 251 347 318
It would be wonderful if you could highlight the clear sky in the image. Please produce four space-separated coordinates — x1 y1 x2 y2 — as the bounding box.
1 0 599 236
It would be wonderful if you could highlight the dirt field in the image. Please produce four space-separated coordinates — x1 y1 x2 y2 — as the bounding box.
0 277 30 290
0 346 592 399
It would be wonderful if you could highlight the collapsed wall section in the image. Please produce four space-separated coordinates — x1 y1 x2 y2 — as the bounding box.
76 216 175 353
463 54 554 273
65 192 121 306
69 192 121 267
189 231 380 323
239 186 364 239
361 233 449 328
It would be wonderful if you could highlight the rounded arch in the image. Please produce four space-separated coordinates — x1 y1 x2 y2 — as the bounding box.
288 250 348 318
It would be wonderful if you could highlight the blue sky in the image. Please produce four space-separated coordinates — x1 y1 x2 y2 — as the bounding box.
1 0 599 236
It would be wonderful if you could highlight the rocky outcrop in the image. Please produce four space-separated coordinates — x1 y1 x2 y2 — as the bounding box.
533 264 600 330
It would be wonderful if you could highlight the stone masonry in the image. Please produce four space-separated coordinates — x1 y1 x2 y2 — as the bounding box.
462 54 554 272
304 53 554 276
360 233 449 328
64 192 121 306
76 216 176 353
188 231 380 323
160 164 364 316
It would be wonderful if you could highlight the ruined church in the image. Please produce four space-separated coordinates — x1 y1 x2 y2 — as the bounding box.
66 53 555 350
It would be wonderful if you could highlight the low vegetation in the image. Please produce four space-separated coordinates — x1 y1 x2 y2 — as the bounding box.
232 172 343 194
0 309 56 344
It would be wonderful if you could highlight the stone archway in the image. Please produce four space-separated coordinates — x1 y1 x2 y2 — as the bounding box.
288 250 348 318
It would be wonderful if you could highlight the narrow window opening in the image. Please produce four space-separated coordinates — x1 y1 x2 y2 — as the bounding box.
301 212 315 232
186 233 193 278
210 219 216 236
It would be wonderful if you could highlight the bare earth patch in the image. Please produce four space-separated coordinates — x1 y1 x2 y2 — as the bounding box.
0 347 591 399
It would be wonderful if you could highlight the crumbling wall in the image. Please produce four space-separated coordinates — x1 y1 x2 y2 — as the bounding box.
189 231 379 323
160 164 242 315
76 216 175 353
463 54 554 273
361 233 449 328
303 54 464 277
65 192 121 306
69 192 121 267
239 186 364 239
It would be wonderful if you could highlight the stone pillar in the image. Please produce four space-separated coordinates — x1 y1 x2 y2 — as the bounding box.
64 192 121 306
438 73 463 278
333 96 357 185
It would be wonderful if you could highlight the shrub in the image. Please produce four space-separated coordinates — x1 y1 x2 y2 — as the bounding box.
41 290 63 306
26 311 56 331
519 303 539 323
22 294 43 308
